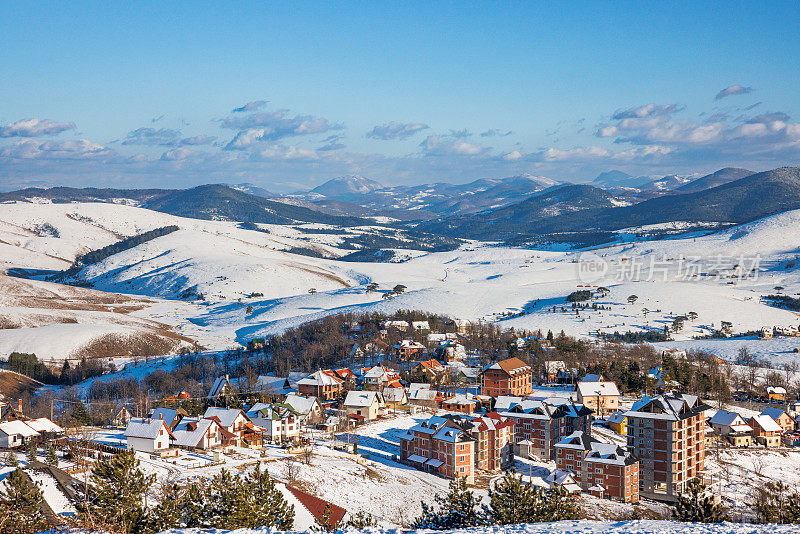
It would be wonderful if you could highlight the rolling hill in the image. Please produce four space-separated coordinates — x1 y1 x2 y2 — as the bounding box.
676 167 755 193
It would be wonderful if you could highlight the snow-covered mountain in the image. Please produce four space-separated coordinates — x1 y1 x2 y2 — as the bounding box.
308 175 386 200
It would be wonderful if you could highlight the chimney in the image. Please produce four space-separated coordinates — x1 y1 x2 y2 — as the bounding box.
17 399 22 414
159 413 163 420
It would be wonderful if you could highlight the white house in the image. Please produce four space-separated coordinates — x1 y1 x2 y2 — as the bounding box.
203 407 250 441
0 420 40 448
24 418 63 435
576 381 621 416
709 410 752 435
343 390 385 422
111 405 133 428
124 418 172 453
172 417 223 450
283 393 324 424
246 403 300 443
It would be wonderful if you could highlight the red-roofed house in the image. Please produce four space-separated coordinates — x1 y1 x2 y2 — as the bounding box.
481 357 532 397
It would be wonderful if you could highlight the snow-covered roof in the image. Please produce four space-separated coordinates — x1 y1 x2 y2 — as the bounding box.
408 382 431 393
443 393 478 406
0 420 40 438
709 410 747 428
207 376 231 400
409 389 439 402
626 392 708 421
255 375 290 392
344 390 382 408
751 414 783 433
284 393 320 415
577 381 620 398
766 386 787 395
580 374 603 382
172 418 217 448
607 412 626 425
761 407 788 422
298 370 342 387
411 321 430 330
24 418 63 434
383 387 408 403
124 417 169 440
203 407 246 428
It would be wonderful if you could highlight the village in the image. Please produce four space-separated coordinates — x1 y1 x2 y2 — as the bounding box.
4 316 800 529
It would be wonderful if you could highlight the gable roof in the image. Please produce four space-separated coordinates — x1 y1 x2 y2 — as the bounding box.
751 414 783 432
298 370 343 387
207 376 231 400
172 418 218 448
344 390 382 408
203 407 246 428
483 357 531 375
580 374 604 382
284 393 321 415
0 419 40 438
24 418 63 434
124 417 170 440
761 407 789 422
255 375 291 393
383 387 408 403
626 391 709 421
577 381 620 398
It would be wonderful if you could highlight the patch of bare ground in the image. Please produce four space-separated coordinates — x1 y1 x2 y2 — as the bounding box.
285 261 351 287
0 275 153 312
0 314 79 329
0 370 43 400
72 329 202 361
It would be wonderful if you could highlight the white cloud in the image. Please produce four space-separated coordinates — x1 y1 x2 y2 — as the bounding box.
221 109 342 142
0 138 111 160
0 118 76 137
715 84 753 100
366 122 429 140
232 100 268 113
419 134 486 156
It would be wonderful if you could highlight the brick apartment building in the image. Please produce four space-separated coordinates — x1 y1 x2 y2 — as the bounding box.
297 370 343 401
625 392 710 502
495 396 593 460
555 431 639 503
399 415 477 483
466 412 516 472
399 412 517 480
481 357 533 397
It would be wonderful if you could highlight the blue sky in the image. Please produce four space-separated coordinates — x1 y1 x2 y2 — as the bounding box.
1 1 799 192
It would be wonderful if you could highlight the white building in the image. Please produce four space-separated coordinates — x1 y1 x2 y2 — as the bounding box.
246 403 300 443
172 418 223 450
0 420 40 448
343 390 385 422
124 418 172 453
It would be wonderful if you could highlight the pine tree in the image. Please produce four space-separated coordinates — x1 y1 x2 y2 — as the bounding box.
345 511 377 528
4 452 18 468
486 471 579 524
85 450 154 533
25 442 36 464
674 477 727 523
45 445 58 468
0 469 50 534
412 477 484 530
753 480 800 524
246 464 295 530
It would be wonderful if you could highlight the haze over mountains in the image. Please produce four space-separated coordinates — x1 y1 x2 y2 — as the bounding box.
0 165 793 248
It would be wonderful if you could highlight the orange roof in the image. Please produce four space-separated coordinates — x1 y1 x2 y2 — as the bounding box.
418 359 444 373
495 357 531 374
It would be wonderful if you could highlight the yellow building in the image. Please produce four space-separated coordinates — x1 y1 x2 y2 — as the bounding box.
607 412 627 435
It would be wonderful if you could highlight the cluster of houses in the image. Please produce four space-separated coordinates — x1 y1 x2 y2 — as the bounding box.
708 399 800 448
0 402 64 448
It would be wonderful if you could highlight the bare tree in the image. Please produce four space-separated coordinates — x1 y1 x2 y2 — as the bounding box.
283 455 300 485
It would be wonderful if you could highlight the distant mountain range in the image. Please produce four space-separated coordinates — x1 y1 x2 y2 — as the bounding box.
418 166 800 244
3 165 794 250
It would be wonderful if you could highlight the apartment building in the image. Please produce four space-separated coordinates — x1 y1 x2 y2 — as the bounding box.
466 412 516 472
625 392 710 502
495 396 593 460
555 431 639 503
399 415 476 483
297 370 343 401
576 380 621 417
481 357 533 397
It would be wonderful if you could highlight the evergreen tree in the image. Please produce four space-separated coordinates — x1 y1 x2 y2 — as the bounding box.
71 401 91 426
485 471 579 525
5 452 19 468
85 450 155 533
674 478 727 523
753 480 800 524
0 469 49 534
412 477 484 530
25 442 36 464
245 464 295 530
45 445 58 468
345 511 377 529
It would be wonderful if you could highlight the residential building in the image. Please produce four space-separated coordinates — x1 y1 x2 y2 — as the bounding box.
708 410 753 447
408 384 442 409
255 375 292 395
414 359 445 381
172 418 225 450
436 340 466 362
282 484 348 530
395 340 426 360
124 417 172 453
383 387 409 411
607 412 627 435
749 414 783 447
203 407 250 444
761 407 795 433
343 390 385 423
382 320 410 331
411 321 431 332
544 360 566 383
207 375 233 404
625 392 710 502
111 405 133 428
580 373 604 382
495 396 593 460
149 407 188 430
555 431 639 503
284 393 324 424
0 420 40 448
545 469 582 494
24 418 63 436
766 386 787 401
297 370 343 401
467 412 515 471
442 393 479 414
361 366 402 391
481 357 533 397
576 381 621 417
399 415 476 483
246 403 300 443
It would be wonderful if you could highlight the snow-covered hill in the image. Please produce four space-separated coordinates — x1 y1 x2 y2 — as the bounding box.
2 201 800 360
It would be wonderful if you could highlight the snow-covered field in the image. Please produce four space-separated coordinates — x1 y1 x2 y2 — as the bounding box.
2 201 800 363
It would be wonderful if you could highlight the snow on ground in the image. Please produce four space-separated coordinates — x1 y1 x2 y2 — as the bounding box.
27 470 77 515
156 519 800 534
3 202 800 361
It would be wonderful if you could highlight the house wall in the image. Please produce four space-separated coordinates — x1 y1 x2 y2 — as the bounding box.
127 435 167 453
482 369 532 397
